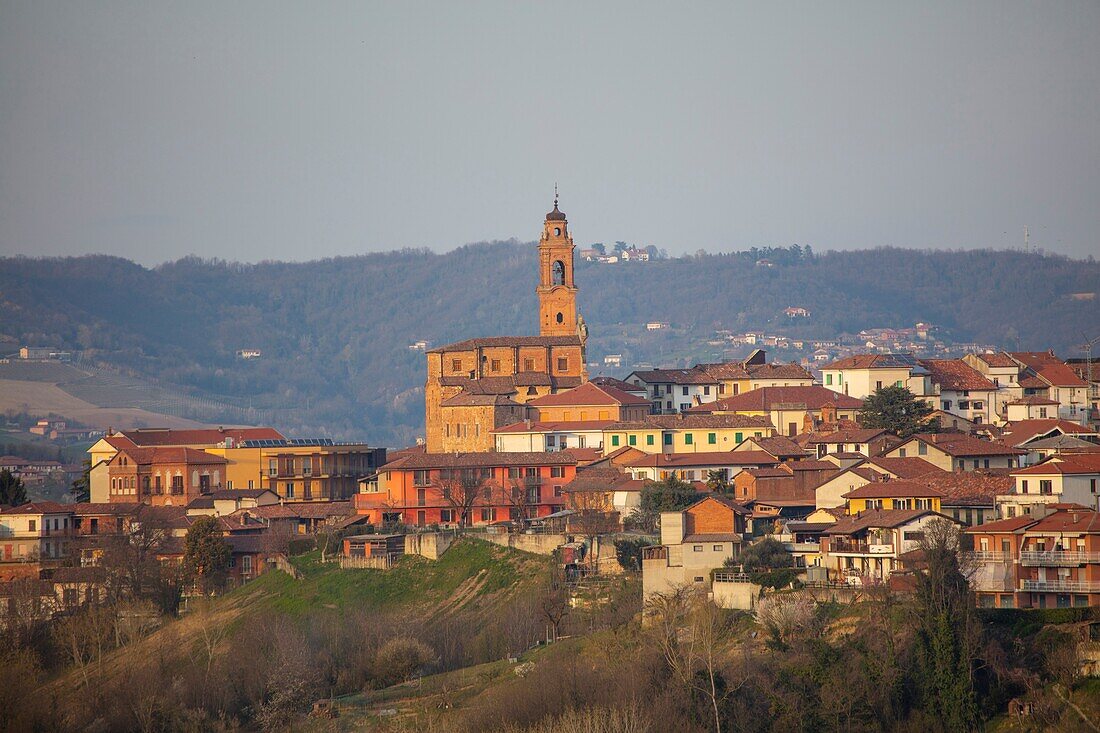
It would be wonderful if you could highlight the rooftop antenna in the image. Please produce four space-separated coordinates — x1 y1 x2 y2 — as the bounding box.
1024 225 1029 253
1079 333 1100 396
554 182 559 208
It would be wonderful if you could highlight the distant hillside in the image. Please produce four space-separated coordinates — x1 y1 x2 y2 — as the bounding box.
1 244 1098 445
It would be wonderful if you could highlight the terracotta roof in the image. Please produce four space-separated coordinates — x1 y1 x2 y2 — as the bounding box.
606 414 774 431
70 502 143 515
562 466 635 493
1025 508 1100 534
683 533 743 542
209 488 276 500
684 494 751 516
590 376 645 393
862 456 945 479
822 353 922 371
786 459 837 471
0 500 69 515
973 352 1018 368
440 393 522 407
623 450 779 468
117 427 283 447
527 381 649 407
919 359 997 392
49 566 106 583
428 335 581 353
740 436 806 457
843 480 946 499
999 419 1096 446
628 367 715 385
902 434 1025 457
804 428 889 444
1023 435 1100 452
687 385 862 413
492 420 614 433
695 360 813 382
561 447 603 464
964 515 1037 533
383 451 577 470
918 471 1011 506
233 501 354 520
1010 352 1088 388
114 446 228 466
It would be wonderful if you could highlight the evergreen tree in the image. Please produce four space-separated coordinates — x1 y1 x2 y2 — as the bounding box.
70 458 91 503
184 516 232 593
0 469 27 507
857 385 938 437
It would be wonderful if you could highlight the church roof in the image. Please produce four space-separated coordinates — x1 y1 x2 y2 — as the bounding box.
428 335 581 353
546 203 567 221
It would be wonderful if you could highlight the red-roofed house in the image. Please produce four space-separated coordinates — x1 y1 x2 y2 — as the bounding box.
104 446 228 506
492 420 614 453
524 381 650 423
880 433 1024 472
998 453 1100 518
686 385 863 437
0 502 74 578
642 495 750 601
821 508 956 583
920 359 998 425
967 505 1100 608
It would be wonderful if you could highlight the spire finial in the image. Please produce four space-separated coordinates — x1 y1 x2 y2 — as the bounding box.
554 182 558 209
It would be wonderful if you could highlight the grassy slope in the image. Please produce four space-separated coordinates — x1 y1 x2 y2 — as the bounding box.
230 538 549 618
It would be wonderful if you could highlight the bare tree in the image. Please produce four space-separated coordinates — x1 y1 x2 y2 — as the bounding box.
438 473 485 527
539 564 571 641
648 587 738 733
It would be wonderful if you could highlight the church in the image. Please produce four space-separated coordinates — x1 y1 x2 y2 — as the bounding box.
423 196 589 453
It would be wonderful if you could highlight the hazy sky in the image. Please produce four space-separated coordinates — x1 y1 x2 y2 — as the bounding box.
2 2 1098 265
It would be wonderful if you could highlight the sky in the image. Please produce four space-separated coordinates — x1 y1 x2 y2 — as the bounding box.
1 2 1098 265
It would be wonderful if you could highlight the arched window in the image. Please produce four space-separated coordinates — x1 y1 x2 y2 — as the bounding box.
552 260 566 286
554 227 562 236
556 312 564 324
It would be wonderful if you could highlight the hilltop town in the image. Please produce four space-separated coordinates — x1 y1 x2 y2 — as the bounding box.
2 201 1100 731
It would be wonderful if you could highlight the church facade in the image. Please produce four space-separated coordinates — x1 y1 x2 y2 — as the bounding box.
424 198 589 453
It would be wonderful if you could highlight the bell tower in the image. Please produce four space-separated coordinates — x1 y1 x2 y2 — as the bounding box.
536 190 579 337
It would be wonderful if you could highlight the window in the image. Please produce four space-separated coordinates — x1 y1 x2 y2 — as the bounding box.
285 482 295 498
1021 480 1028 493
416 489 426 506
1039 480 1053 495
268 459 278 477
942 400 951 411
983 459 990 469
628 435 637 446
171 475 184 494
917 442 927 456
553 485 562 497
480 507 496 522
915 498 932 510
646 434 654 446
302 457 312 476
142 476 151 495
490 359 501 372
958 400 970 410
508 467 521 479
713 545 722 551
826 374 833 385
551 466 565 478
523 358 534 371
735 432 743 444
611 435 620 447
903 531 924 542
1091 479 1097 494
898 448 907 457
28 520 36 532
679 403 690 412
703 386 710 395
682 386 689 396
663 433 673 446
693 545 703 552
440 509 454 523
557 357 568 371
451 358 462 371
895 381 903 388
973 401 983 410
1039 408 1048 418
708 432 716 445
413 469 431 486
876 380 883 390
973 460 980 469
694 576 704 582
685 433 693 445
525 467 537 478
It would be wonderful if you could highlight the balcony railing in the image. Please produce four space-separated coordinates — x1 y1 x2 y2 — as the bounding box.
1020 579 1100 593
1022 578 1100 593
829 541 894 555
1020 551 1100 566
641 546 668 561
713 572 752 583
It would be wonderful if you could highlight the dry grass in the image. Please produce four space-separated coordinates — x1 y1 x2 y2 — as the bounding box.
0 378 208 429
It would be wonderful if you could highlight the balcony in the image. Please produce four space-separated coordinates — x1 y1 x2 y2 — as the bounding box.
713 572 752 584
829 540 894 556
1021 579 1100 593
1020 551 1100 566
642 546 668 561
783 542 822 553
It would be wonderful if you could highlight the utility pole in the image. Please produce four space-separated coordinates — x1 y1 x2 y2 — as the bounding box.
1023 225 1029 253
1079 333 1100 418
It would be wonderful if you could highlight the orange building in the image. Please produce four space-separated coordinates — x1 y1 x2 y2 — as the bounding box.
355 451 578 527
424 197 589 452
104 446 228 506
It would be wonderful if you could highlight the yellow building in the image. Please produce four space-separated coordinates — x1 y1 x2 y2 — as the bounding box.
686 385 862 437
842 480 943 514
602 414 775 455
209 440 387 502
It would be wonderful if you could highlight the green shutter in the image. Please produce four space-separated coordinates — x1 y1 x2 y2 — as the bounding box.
611 435 619 447
685 433 693 445
646 434 654 446
708 432 716 444
735 432 743 443
628 434 637 446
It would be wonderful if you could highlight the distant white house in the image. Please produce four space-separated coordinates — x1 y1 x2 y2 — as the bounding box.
407 341 429 351
603 354 623 368
236 349 263 360
646 322 668 331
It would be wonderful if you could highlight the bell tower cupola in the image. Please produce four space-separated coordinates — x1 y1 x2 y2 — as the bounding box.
537 189 579 337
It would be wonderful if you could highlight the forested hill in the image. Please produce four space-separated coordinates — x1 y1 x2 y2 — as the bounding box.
1 243 1098 445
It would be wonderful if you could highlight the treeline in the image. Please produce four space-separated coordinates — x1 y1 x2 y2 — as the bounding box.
1 244 1097 444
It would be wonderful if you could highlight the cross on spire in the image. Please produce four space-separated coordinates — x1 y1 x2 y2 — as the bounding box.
554 183 558 209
